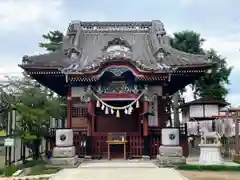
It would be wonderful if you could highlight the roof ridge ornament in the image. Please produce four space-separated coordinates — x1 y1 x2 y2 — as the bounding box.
22 55 32 64
152 20 166 37
103 37 132 51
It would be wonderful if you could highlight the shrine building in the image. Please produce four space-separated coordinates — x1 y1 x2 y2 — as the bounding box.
19 21 212 159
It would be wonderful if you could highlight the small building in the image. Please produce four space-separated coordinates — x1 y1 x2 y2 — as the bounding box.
19 20 211 159
180 97 229 135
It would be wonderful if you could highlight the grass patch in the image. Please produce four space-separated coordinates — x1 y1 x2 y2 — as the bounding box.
0 159 47 176
177 164 240 172
28 165 61 175
233 160 240 164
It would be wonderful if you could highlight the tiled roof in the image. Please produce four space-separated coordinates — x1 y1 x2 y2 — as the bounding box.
180 97 230 108
20 20 211 73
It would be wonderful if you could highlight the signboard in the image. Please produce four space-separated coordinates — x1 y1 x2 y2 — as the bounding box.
4 138 14 147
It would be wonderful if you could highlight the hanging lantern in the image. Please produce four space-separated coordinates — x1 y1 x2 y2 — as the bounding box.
116 110 120 118
105 107 109 114
124 109 128 114
96 100 100 107
136 100 139 108
111 108 114 114
101 104 105 110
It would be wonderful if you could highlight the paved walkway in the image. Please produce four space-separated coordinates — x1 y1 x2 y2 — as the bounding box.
49 160 188 180
79 159 158 168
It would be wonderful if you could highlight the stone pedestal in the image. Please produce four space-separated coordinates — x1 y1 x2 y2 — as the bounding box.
53 146 76 157
50 129 80 167
157 145 186 167
156 128 186 167
157 155 186 165
198 144 223 165
51 155 79 166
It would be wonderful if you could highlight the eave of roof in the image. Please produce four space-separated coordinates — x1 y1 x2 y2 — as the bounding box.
180 97 230 108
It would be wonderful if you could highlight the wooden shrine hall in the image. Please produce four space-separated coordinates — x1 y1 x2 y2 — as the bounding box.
19 20 212 159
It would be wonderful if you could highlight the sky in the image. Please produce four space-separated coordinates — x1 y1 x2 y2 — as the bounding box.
0 0 240 105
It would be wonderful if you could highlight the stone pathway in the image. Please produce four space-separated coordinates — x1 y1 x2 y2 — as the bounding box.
49 160 187 180
79 159 158 168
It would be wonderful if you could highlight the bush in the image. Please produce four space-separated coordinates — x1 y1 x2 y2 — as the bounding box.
178 164 240 171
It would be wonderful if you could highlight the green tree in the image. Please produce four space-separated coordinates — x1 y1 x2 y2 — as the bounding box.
39 30 66 117
39 30 64 52
0 30 66 160
171 31 232 101
171 30 205 54
194 49 232 100
2 76 64 159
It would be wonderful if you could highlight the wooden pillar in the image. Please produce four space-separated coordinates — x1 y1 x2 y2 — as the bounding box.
91 101 95 135
66 88 72 129
86 100 94 157
87 101 94 136
143 101 149 157
143 101 149 136
212 120 216 131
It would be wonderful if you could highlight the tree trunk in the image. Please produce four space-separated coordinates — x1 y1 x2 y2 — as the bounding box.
172 92 180 127
33 139 41 160
22 142 26 164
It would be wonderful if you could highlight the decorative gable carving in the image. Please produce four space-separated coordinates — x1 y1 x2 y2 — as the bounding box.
103 37 132 51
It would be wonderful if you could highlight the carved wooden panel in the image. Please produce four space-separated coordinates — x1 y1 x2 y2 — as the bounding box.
72 107 87 117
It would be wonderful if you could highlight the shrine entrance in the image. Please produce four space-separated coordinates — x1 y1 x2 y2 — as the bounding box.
94 100 142 159
95 101 140 133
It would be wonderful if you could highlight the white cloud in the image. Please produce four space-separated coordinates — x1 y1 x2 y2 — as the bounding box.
179 0 218 8
179 0 196 8
203 33 240 70
0 0 64 33
227 94 240 107
0 65 22 81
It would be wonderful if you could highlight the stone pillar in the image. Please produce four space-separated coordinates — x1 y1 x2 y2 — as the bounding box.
224 108 240 161
143 101 150 158
51 129 79 167
157 128 186 166
235 110 240 156
67 88 72 129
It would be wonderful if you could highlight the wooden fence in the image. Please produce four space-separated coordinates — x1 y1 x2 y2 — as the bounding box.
49 124 189 159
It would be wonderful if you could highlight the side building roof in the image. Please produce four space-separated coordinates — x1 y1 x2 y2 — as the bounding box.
180 97 230 108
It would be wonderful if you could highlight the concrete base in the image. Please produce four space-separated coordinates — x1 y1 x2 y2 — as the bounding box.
156 155 186 167
53 146 76 158
159 146 183 157
50 155 80 167
84 155 92 161
198 143 223 165
141 155 150 160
